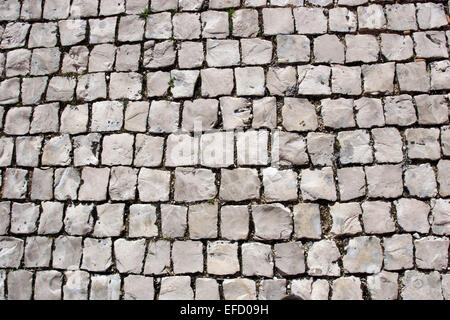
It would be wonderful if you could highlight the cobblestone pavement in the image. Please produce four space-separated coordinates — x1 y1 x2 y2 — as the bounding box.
0 0 449 300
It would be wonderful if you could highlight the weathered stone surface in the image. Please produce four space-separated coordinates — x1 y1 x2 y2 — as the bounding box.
207 241 239 275
252 204 292 240
223 279 256 300
401 271 443 300
301 167 337 202
330 202 362 236
114 239 146 274
274 242 305 276
331 277 363 300
159 276 194 300
242 242 273 277
367 271 398 300
362 201 395 234
220 206 249 241
343 236 382 274
124 275 154 300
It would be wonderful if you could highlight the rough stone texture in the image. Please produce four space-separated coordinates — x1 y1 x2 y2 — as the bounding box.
0 0 448 301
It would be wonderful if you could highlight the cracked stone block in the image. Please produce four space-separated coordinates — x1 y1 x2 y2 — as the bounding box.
78 167 110 201
118 15 144 42
90 274 121 300
146 71 170 97
148 101 179 133
54 167 80 201
61 104 89 134
307 240 340 277
220 97 251 130
207 241 239 275
277 35 309 64
281 98 318 132
170 70 199 98
223 279 256 300
362 63 395 95
179 42 204 69
124 102 149 132
0 237 23 268
173 241 204 274
93 203 124 237
337 167 366 201
401 271 443 300
161 204 187 239
355 97 385 128
206 39 240 67
362 201 395 234
144 40 176 69
397 62 430 93
64 271 89 300
123 275 154 300
385 4 417 31
236 130 269 166
28 22 57 48
259 279 286 300
346 35 379 63
0 22 30 49
73 134 101 167
38 202 63 235
114 239 146 274
89 44 116 72
307 133 335 166
31 168 53 200
109 166 138 201
384 95 416 126
76 73 107 101
188 203 218 239
380 34 413 61
313 35 345 64
220 168 260 201
332 277 363 300
201 10 229 39
242 242 273 277
24 236 52 268
395 198 430 234
173 13 201 40
415 236 449 271
159 276 193 300
338 130 373 165
0 78 20 104
332 65 361 96
267 67 296 96
52 236 82 270
274 242 305 276
272 131 308 166
294 7 327 34
329 8 357 32
34 271 62 300
292 279 330 301
134 134 164 167
437 160 450 197
5 49 31 77
293 203 321 240
321 98 355 129
59 20 86 46
81 238 112 272
253 97 277 129
415 94 448 125
129 204 158 238
298 65 331 95
101 134 134 166
7 270 33 300
89 17 117 43
263 167 298 202
343 236 382 274
138 169 170 202
405 128 441 160
252 203 292 240
366 165 403 199
301 167 337 202
263 8 294 35
166 133 199 167
46 77 76 102
201 68 234 97
404 164 437 198
174 168 216 202
145 13 172 39
414 31 448 59
220 206 249 240
417 2 447 30
241 39 272 65
357 4 386 30
430 60 450 90
183 99 219 132
3 168 28 200
63 204 94 236
367 271 398 300
330 202 362 236
233 9 259 38
21 76 48 105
